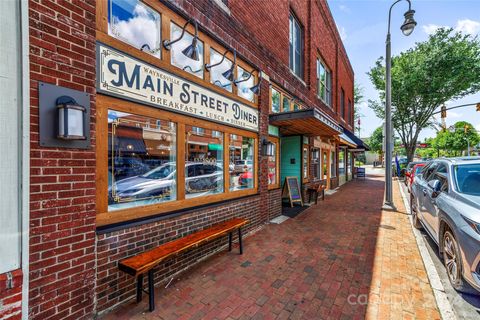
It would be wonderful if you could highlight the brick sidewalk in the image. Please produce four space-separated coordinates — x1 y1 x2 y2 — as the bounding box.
101 174 440 320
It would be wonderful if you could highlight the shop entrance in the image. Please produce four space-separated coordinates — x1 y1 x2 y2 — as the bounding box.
280 136 301 184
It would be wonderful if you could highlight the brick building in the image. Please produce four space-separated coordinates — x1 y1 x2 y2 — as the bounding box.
0 0 367 319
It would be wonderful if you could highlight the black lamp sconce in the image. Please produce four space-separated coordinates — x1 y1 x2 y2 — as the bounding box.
39 82 91 149
261 137 275 157
163 19 200 61
205 49 237 81
56 96 86 140
235 68 261 94
311 148 320 160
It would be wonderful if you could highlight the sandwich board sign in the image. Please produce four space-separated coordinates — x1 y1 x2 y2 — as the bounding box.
282 176 303 207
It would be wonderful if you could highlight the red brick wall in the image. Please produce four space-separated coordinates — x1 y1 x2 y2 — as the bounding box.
0 269 23 320
268 189 282 220
29 0 97 319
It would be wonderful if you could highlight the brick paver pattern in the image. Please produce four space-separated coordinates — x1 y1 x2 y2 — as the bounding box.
102 174 440 320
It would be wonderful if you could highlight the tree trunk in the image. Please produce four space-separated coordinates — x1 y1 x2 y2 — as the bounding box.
405 144 416 163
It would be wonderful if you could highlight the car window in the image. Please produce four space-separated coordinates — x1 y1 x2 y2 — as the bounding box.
423 162 438 181
435 173 449 192
454 164 480 195
414 166 424 175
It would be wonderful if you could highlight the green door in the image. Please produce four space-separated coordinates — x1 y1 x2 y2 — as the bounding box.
280 136 301 186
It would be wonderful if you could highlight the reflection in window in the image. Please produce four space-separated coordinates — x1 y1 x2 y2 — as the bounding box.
108 0 161 58
229 135 254 190
210 49 232 92
322 151 328 180
331 151 336 177
283 96 290 112
317 59 332 106
271 88 280 113
108 110 176 211
303 146 309 180
185 126 223 198
171 22 204 78
312 148 320 180
268 140 277 185
237 66 254 102
339 150 345 175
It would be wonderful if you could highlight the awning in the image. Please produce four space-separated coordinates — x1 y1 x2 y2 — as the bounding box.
269 108 342 136
338 133 357 148
341 126 370 151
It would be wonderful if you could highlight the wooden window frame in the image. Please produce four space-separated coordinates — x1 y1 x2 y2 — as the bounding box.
269 84 306 114
96 95 258 227
267 136 280 190
340 87 345 119
97 0 258 108
302 144 309 183
311 147 321 181
316 58 332 107
289 12 304 79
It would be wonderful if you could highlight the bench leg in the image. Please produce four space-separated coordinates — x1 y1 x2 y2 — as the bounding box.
228 232 232 252
136 274 143 303
148 269 155 312
238 228 243 255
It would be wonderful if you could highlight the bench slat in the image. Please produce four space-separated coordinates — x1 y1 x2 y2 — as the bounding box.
118 218 248 276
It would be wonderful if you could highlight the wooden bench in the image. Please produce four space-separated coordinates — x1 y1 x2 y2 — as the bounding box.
118 218 248 312
306 182 326 204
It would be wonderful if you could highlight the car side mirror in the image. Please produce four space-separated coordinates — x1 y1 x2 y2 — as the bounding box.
427 179 442 198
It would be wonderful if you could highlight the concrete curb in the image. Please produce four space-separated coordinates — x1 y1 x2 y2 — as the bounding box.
397 179 456 320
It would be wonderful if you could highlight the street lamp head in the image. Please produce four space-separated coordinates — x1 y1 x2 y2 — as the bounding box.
400 10 417 36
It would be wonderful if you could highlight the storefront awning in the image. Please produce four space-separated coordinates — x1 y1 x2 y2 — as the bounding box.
338 133 357 148
340 126 370 151
269 109 342 136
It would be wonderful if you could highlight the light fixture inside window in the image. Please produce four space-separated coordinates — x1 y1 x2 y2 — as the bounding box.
161 19 200 61
56 96 86 140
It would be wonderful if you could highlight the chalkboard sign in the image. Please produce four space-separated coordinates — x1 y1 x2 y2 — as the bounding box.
282 177 303 207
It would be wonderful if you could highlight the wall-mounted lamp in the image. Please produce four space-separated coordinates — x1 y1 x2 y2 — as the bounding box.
205 49 237 82
56 96 86 140
261 137 275 157
39 82 91 149
311 148 320 160
161 19 200 61
234 69 261 95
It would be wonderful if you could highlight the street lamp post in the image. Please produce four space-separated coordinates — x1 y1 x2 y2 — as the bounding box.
384 0 417 209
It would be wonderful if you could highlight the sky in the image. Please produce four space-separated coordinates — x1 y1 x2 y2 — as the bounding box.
328 0 480 140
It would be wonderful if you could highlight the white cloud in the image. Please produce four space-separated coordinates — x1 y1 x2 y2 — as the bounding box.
447 111 463 119
422 19 480 36
476 123 480 131
455 19 480 35
339 4 350 13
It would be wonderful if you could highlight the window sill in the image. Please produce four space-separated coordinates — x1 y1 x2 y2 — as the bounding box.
97 188 258 227
288 69 306 87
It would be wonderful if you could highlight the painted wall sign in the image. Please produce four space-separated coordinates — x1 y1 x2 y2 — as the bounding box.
97 43 259 132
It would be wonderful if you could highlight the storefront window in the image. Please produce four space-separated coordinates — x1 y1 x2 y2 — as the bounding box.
271 88 280 113
322 151 328 180
171 22 204 78
108 110 176 211
229 135 254 190
268 137 279 187
185 126 224 198
283 96 290 112
303 145 309 181
108 0 161 58
312 148 320 180
347 153 352 175
210 48 232 92
317 59 331 106
339 150 345 175
237 66 255 102
331 151 336 177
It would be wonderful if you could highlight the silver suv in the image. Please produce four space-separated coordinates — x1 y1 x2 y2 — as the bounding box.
411 157 480 293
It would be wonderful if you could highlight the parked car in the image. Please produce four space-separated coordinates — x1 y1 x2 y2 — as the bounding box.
406 163 426 193
111 157 150 180
109 162 222 203
233 159 253 174
410 157 480 293
404 161 425 187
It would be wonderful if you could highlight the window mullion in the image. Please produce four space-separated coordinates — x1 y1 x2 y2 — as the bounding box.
224 133 230 193
177 122 186 200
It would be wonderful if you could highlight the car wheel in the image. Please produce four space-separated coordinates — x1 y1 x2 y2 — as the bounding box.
442 230 477 294
410 194 422 229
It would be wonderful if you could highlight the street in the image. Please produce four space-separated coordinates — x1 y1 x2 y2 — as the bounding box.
399 181 480 319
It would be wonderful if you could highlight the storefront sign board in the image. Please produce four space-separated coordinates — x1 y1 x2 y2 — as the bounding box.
97 43 259 132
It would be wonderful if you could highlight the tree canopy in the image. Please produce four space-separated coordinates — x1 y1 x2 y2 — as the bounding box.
368 28 480 161
366 126 383 154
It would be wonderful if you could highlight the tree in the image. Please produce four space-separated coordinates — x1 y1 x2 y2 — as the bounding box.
353 82 364 134
445 121 480 155
366 126 383 154
368 28 480 162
